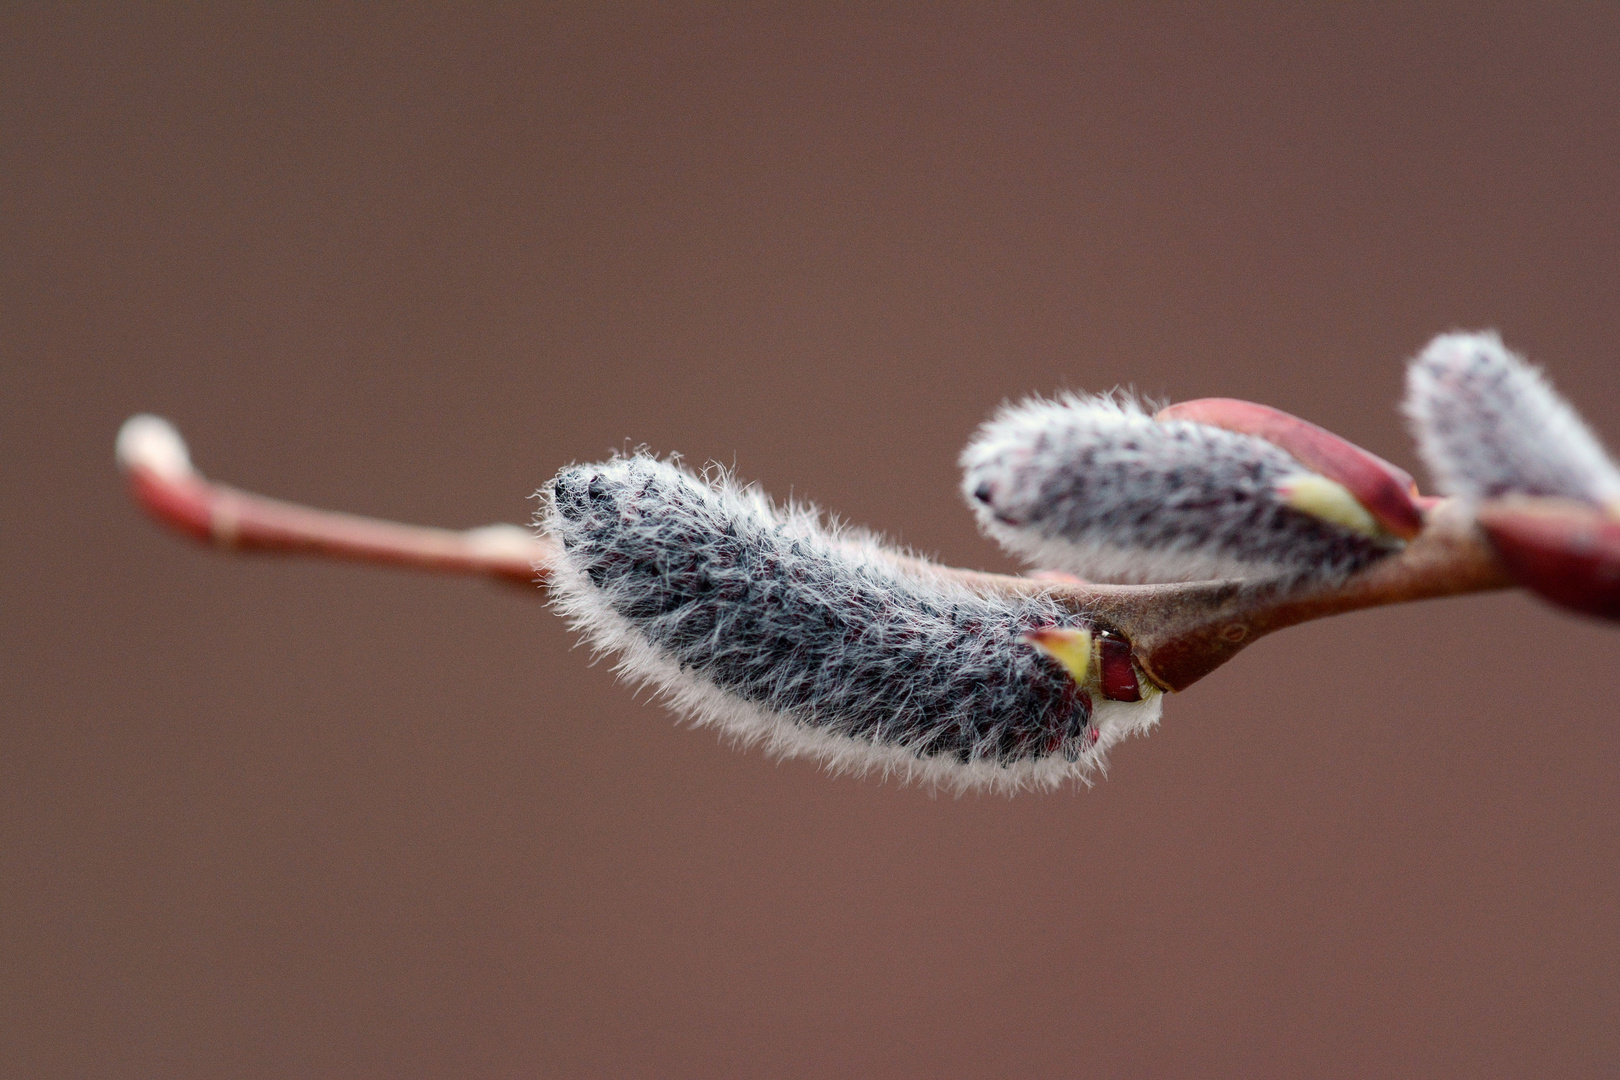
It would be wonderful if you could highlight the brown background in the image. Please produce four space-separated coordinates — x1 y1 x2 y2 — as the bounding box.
5 5 1620 1077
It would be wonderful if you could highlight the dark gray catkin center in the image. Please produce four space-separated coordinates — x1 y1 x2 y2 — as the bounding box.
551 461 1094 765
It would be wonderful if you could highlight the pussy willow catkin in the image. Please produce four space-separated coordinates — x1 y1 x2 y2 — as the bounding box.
543 456 1161 792
1405 332 1620 509
960 393 1402 585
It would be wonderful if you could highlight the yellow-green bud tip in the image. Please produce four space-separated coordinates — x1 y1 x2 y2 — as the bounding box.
1275 473 1383 537
1022 626 1094 684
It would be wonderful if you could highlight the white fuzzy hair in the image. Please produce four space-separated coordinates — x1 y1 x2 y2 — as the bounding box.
961 392 1400 585
542 456 1162 794
1405 332 1620 509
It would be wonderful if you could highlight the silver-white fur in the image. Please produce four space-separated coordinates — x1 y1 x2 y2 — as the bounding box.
548 563 1162 794
542 457 1161 794
1405 332 1620 508
961 392 1399 585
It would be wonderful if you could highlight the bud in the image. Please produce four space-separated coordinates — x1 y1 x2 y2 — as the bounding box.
960 392 1403 585
543 456 1162 791
1156 398 1424 538
1475 497 1620 621
1404 332 1620 510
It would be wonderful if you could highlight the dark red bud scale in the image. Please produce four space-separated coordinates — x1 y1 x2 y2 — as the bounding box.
1098 633 1143 702
1156 398 1425 539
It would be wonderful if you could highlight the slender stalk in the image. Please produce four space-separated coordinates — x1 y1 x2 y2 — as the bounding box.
116 415 1513 692
116 415 554 587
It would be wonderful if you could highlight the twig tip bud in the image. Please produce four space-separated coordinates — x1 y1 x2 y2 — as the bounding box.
116 414 193 482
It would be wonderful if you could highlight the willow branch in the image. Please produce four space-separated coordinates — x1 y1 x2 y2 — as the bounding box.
116 415 554 587
953 498 1511 690
117 415 1514 692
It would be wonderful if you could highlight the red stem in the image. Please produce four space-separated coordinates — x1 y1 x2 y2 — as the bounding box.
117 415 554 586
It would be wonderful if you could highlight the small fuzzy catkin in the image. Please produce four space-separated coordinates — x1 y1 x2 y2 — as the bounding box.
542 456 1162 792
960 393 1401 585
1405 332 1620 509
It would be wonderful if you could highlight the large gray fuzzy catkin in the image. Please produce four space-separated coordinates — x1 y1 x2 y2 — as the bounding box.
960 393 1400 585
542 456 1161 792
1405 332 1620 509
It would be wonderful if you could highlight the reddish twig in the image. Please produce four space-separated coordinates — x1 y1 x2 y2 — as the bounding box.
883 499 1511 690
117 415 1515 692
116 415 554 587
